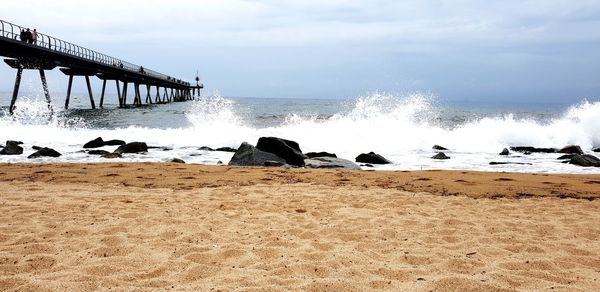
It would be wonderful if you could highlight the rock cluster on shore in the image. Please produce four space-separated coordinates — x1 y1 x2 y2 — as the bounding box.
431 152 450 160
569 154 600 167
227 137 363 170
28 147 62 159
2 136 600 170
83 137 126 148
0 141 23 155
355 152 391 164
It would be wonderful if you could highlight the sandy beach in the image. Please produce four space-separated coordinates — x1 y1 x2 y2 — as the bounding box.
0 163 599 291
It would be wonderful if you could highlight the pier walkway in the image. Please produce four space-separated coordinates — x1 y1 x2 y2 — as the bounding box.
0 19 202 114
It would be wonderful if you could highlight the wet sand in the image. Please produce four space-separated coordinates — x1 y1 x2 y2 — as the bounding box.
0 163 599 291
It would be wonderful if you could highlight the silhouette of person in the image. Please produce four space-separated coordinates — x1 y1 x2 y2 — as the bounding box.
19 29 26 42
25 28 32 44
31 29 38 44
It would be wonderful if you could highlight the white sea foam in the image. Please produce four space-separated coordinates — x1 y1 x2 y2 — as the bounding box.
0 93 599 173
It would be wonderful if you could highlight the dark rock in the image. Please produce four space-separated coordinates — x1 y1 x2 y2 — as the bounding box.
593 148 600 153
228 142 286 166
199 146 215 151
569 154 600 167
362 164 374 168
431 152 450 160
510 146 557 153
28 147 61 159
171 158 185 164
0 140 23 155
260 137 301 152
305 152 337 158
558 145 583 155
103 139 126 146
256 137 307 167
432 145 448 151
499 148 510 156
102 153 122 159
32 146 43 151
216 147 237 152
83 137 104 149
217 161 223 165
305 157 361 170
557 154 576 160
355 152 391 164
523 151 532 155
88 150 110 155
489 162 532 165
114 142 148 154
264 160 286 167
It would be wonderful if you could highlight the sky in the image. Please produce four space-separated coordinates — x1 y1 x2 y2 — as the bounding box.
1 0 600 102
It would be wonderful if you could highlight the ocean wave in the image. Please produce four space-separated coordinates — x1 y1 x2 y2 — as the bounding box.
0 92 598 173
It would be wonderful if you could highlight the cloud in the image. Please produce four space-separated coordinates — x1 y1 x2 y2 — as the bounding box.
4 0 599 48
1 0 599 100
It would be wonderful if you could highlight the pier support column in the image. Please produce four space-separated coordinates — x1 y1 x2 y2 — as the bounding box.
145 85 152 104
4 59 57 115
99 79 107 108
121 82 128 107
9 68 23 115
170 89 174 102
60 68 97 109
39 69 54 114
134 83 141 106
85 76 96 109
163 88 168 102
155 87 161 103
65 75 73 109
116 80 122 107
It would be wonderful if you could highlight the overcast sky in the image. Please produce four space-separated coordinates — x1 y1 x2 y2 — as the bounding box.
1 0 600 102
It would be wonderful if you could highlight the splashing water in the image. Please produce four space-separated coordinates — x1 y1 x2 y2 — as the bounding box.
0 91 598 173
0 97 87 128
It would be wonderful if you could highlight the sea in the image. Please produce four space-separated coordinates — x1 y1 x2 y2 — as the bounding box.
1 90 599 174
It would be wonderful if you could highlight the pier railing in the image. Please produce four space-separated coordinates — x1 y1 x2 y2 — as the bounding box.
0 19 189 86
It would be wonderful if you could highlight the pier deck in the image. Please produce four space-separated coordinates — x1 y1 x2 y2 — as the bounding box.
0 19 202 113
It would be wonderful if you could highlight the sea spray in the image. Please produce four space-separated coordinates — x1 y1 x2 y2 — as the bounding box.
0 92 599 173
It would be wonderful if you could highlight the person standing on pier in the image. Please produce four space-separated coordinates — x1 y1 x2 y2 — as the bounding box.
25 28 32 44
31 29 38 44
19 29 26 42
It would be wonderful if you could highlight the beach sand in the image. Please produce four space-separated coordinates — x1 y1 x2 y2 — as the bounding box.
0 163 599 291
